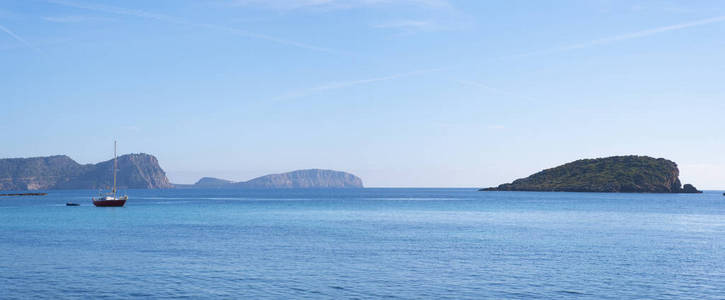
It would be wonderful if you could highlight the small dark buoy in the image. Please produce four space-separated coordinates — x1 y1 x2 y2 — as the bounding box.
66 202 80 206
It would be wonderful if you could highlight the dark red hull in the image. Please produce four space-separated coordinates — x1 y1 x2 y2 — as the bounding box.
93 199 126 207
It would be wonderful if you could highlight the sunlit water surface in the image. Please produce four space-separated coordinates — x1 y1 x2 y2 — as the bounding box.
1 189 724 299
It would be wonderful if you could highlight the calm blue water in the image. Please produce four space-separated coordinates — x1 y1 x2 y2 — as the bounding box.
1 188 724 299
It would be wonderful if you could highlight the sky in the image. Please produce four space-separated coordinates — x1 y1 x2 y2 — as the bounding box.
1 0 724 188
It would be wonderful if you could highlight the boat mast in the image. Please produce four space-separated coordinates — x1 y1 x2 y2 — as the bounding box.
113 140 117 197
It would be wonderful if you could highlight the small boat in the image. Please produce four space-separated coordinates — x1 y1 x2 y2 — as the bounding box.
92 141 128 207
92 195 127 207
66 202 80 206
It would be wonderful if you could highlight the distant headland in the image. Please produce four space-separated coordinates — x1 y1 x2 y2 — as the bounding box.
0 154 172 191
0 154 362 191
481 155 701 193
177 169 364 189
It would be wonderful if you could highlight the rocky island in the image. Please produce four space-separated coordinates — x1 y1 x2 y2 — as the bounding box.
0 154 172 191
481 156 701 193
185 169 364 189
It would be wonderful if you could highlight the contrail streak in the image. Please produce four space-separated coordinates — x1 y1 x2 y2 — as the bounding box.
0 24 43 54
282 15 725 100
507 15 725 59
46 0 341 55
275 68 445 101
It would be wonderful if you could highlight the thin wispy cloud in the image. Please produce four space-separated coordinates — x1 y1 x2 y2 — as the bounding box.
230 0 453 11
278 14 725 102
46 0 341 55
628 3 696 14
508 15 725 59
562 15 725 51
372 18 468 32
276 68 444 100
47 0 180 22
42 15 114 23
458 80 541 103
373 19 431 29
0 24 43 54
460 15 725 94
232 0 468 32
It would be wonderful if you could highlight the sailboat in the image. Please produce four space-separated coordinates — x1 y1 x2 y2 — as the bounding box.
92 141 128 207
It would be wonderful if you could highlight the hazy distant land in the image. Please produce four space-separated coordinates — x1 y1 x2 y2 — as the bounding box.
0 154 362 191
177 169 364 189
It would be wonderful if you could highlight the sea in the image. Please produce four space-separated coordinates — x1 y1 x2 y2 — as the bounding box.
1 188 724 299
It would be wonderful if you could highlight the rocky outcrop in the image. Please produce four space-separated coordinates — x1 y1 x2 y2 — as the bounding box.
194 177 234 188
681 184 702 194
481 156 701 193
0 154 172 191
189 169 364 189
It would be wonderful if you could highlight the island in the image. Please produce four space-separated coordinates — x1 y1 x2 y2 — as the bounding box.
481 155 702 193
180 169 364 189
0 154 172 191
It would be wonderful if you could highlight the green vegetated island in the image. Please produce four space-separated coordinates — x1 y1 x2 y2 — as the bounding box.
481 155 701 193
0 154 363 191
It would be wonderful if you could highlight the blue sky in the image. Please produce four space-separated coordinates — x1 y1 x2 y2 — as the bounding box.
1 0 724 188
